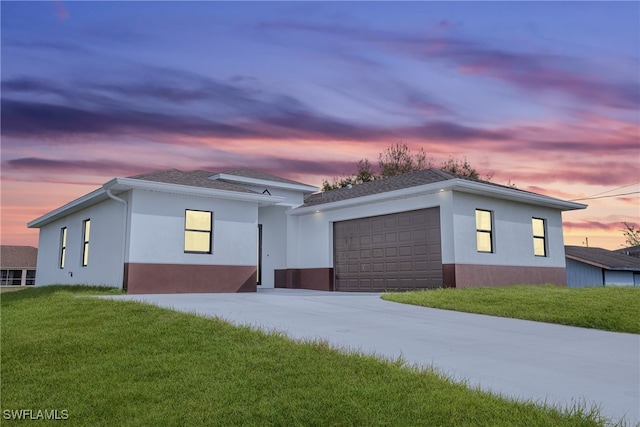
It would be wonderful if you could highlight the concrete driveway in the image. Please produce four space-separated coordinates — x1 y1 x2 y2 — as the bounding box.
108 288 639 424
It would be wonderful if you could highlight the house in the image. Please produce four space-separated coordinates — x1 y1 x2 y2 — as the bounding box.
616 245 640 258
565 245 640 287
1 245 37 286
28 168 586 293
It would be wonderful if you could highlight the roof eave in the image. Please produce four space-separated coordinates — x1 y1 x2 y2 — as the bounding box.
211 173 318 194
28 187 109 228
109 177 284 204
450 179 587 211
291 181 452 215
28 177 285 228
566 255 640 271
291 178 586 216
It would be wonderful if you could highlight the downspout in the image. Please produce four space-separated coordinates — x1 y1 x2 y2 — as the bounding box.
106 189 128 291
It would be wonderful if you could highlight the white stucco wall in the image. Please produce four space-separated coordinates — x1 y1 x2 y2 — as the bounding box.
451 192 566 268
287 189 568 271
287 190 453 268
258 205 289 287
35 197 127 287
127 189 259 267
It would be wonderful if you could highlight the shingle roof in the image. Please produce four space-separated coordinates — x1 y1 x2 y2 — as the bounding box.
302 167 533 207
128 169 257 194
222 168 312 187
565 246 640 271
615 245 640 258
1 246 38 268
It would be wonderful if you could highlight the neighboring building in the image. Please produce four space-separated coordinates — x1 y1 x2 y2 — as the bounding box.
565 245 640 287
616 245 640 258
28 168 586 293
1 245 37 286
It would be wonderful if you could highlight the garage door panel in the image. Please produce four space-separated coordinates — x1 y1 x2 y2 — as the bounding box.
414 245 428 255
385 247 397 257
398 246 413 257
334 208 442 292
372 248 384 258
398 230 412 242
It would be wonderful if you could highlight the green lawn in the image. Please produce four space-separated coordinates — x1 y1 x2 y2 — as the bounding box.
1 286 607 426
382 285 640 334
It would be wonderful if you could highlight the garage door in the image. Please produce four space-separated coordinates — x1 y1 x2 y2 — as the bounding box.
333 208 442 292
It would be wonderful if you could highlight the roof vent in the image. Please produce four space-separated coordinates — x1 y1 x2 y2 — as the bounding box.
347 184 353 189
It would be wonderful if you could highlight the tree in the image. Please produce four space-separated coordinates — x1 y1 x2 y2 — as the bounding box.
322 159 377 191
378 142 427 178
440 157 479 179
322 142 487 191
621 222 640 247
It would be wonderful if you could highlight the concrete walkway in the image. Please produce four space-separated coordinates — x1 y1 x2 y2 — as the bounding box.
108 289 639 424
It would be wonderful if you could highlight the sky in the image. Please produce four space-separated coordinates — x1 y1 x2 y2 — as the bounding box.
1 1 639 250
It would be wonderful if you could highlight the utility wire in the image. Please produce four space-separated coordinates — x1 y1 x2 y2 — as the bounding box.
570 191 640 201
578 182 639 199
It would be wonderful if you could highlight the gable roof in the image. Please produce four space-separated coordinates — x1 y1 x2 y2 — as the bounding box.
221 168 312 187
128 169 257 194
212 168 318 194
565 245 640 271
615 245 640 258
303 168 454 207
29 168 294 229
300 168 585 212
1 246 38 268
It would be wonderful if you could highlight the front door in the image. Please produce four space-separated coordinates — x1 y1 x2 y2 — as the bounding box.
257 224 263 286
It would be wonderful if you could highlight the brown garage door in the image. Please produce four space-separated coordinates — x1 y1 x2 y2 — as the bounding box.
334 208 442 292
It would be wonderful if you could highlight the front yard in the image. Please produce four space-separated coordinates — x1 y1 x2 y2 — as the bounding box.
382 285 640 334
1 286 608 426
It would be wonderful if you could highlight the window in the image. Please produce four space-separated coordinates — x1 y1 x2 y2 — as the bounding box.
1 270 22 286
532 218 547 257
476 209 493 253
25 270 36 286
82 219 90 266
184 210 212 253
59 227 67 269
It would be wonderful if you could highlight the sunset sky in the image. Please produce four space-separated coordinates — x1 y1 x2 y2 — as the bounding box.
2 1 639 250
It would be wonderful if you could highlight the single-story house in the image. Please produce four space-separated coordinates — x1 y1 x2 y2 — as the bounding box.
28 168 586 293
1 245 37 286
565 245 640 287
616 245 640 258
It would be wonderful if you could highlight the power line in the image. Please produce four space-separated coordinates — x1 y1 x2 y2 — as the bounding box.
578 182 639 199
570 191 640 201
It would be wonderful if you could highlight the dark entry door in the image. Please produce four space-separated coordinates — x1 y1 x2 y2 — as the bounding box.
257 224 262 286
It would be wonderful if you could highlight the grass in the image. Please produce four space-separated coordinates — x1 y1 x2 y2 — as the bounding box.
0 286 610 426
0 286 29 293
382 285 640 334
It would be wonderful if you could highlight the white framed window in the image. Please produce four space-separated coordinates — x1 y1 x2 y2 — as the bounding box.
184 210 212 254
82 219 91 266
476 209 493 253
59 227 67 269
532 218 547 257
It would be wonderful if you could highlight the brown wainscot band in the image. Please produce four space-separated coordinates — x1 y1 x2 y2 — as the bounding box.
124 263 257 294
274 268 334 291
442 264 567 288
